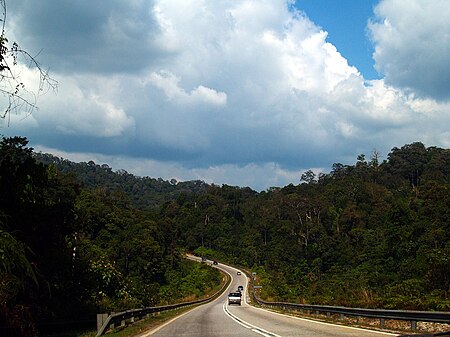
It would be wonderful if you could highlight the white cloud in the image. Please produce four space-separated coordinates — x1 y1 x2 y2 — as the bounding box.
369 0 450 100
3 0 449 190
146 71 227 105
191 86 227 106
33 76 135 138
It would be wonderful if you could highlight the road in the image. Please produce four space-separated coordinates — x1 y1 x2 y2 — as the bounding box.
140 259 398 337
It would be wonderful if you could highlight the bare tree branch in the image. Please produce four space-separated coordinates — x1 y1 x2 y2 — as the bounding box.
0 0 57 124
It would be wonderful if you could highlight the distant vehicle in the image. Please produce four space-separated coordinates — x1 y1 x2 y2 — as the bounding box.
237 271 241 275
228 292 242 305
237 285 244 292
201 257 207 262
213 260 218 265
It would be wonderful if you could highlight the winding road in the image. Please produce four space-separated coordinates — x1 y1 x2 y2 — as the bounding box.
139 259 397 337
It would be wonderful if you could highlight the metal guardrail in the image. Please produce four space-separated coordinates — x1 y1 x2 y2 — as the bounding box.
96 272 230 336
253 295 450 332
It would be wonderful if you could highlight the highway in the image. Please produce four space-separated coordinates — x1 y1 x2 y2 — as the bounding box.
139 259 398 337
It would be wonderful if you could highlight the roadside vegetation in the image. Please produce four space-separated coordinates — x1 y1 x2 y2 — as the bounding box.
1 135 449 336
0 136 221 336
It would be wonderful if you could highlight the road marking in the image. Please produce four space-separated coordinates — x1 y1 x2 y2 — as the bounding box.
238 270 395 336
223 303 281 337
139 305 201 336
249 305 397 336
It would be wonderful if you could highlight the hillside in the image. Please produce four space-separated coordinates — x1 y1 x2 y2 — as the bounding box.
34 152 211 209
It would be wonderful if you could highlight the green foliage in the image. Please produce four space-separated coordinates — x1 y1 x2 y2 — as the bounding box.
193 247 228 262
0 229 35 281
2 136 449 336
0 136 79 334
34 153 209 210
0 136 223 336
157 141 449 311
159 259 221 304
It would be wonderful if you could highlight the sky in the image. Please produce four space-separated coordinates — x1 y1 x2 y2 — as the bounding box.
1 0 449 191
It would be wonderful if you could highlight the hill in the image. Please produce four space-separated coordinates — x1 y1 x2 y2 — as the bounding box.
34 152 211 209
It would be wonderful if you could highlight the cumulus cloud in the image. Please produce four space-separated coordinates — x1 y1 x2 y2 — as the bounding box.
34 76 135 137
3 0 449 190
369 0 450 100
146 71 227 106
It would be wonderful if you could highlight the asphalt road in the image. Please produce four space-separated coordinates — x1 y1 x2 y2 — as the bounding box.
140 259 398 337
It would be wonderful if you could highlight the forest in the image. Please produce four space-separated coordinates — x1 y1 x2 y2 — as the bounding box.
0 136 221 336
1 135 449 335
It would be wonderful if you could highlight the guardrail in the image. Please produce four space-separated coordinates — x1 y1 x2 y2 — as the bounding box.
96 272 230 336
252 294 450 332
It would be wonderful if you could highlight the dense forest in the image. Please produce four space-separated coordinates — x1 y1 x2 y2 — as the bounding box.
1 135 449 335
157 142 449 310
0 136 221 336
34 153 209 209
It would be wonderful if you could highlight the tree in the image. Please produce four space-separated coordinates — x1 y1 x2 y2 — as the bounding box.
300 169 316 184
0 0 56 122
386 142 428 188
0 136 84 332
370 149 381 167
0 228 38 337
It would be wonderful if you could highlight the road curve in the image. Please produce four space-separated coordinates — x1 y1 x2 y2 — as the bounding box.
139 258 397 337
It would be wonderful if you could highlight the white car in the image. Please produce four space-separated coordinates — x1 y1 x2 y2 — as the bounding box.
228 292 242 305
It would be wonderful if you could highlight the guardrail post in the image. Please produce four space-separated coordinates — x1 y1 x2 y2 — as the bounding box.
97 313 108 332
410 320 417 331
380 318 385 328
339 313 344 320
327 312 331 318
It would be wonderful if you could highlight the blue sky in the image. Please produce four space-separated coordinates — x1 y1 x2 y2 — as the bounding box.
294 0 380 79
2 0 449 191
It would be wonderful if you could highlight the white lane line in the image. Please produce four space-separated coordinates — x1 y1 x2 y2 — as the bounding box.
139 305 201 336
223 302 281 337
249 305 397 336
239 269 395 336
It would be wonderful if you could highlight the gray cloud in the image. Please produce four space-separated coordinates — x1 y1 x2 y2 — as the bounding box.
8 0 164 74
369 0 450 101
